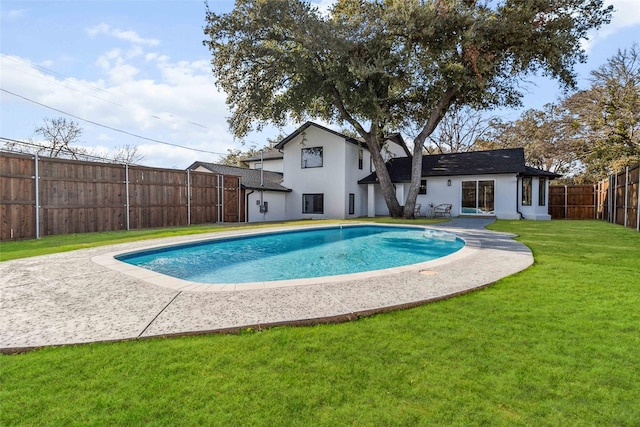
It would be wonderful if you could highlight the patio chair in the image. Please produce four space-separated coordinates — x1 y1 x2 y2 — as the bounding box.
413 203 422 217
434 204 452 218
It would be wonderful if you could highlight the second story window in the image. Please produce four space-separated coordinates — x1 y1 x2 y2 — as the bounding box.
358 148 363 169
301 147 323 168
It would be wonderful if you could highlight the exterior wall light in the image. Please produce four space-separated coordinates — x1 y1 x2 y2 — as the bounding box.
447 179 452 186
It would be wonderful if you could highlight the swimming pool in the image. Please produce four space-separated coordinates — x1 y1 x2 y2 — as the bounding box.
116 225 464 285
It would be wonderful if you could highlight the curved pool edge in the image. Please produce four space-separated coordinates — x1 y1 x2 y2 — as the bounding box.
1 219 533 352
91 223 477 292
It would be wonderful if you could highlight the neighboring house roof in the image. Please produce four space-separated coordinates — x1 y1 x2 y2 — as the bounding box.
242 148 283 163
273 121 410 155
358 148 561 184
187 161 291 192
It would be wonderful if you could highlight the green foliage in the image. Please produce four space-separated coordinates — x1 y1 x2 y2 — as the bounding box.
204 0 612 217
485 44 639 182
480 103 578 175
2 220 639 425
566 44 640 179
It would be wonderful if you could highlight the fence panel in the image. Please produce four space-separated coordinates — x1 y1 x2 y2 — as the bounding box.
549 185 596 219
551 165 638 231
128 167 189 230
189 171 218 224
0 152 36 240
1 152 242 241
37 157 127 236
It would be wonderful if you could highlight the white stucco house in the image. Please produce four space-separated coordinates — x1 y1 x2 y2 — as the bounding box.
190 122 558 222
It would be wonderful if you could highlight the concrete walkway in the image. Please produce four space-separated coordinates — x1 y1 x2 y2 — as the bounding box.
0 219 532 352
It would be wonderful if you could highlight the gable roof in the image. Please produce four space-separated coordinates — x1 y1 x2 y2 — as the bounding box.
274 122 359 149
187 162 291 192
358 148 560 184
273 121 411 156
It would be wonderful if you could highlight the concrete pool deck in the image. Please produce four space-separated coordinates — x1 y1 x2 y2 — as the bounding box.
0 218 532 352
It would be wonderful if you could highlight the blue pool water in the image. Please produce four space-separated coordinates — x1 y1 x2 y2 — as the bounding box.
117 225 464 284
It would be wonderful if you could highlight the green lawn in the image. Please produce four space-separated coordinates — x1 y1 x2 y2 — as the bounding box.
1 220 639 426
0 218 446 261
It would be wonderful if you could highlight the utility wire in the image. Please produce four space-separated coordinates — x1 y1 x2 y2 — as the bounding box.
1 88 228 156
1 53 209 129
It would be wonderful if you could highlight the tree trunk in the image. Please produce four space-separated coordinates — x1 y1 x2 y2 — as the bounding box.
365 134 403 217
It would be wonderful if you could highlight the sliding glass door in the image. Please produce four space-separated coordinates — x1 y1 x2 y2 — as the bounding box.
461 180 495 215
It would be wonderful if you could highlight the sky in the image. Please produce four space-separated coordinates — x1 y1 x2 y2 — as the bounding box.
1 0 639 169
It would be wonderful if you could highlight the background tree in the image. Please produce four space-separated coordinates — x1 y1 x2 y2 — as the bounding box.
563 45 640 180
218 147 261 167
480 104 579 176
204 0 612 217
34 117 87 159
112 144 145 165
425 107 492 154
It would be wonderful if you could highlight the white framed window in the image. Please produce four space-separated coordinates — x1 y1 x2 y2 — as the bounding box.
303 194 324 214
301 147 323 168
462 180 495 215
419 179 427 195
522 177 532 206
538 178 546 206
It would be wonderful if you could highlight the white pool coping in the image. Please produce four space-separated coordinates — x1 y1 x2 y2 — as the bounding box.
91 223 479 292
0 218 533 352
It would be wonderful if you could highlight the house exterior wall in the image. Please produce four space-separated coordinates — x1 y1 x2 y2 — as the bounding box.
518 176 552 220
371 174 522 220
281 125 348 219
246 158 283 173
279 125 383 220
246 190 288 222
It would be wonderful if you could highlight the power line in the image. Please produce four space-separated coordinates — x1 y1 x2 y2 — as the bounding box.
1 53 210 129
1 88 228 156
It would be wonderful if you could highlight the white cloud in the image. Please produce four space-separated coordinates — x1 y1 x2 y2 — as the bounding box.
7 9 26 19
608 0 640 30
585 0 640 50
86 24 160 47
0 47 240 169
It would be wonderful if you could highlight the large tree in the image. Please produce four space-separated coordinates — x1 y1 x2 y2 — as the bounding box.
563 45 640 180
204 0 612 217
479 104 579 176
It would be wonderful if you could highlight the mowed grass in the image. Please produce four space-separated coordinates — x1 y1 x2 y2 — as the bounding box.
0 218 447 261
1 220 639 426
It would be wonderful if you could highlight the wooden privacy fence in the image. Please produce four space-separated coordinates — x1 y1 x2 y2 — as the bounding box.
0 151 242 241
548 164 639 232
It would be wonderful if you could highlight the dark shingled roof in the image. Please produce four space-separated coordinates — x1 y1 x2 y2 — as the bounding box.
358 148 560 184
187 162 291 192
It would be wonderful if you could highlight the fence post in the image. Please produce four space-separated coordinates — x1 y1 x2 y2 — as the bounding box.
564 185 568 220
636 167 640 232
125 164 130 231
608 175 612 223
593 183 597 219
623 166 629 228
187 169 191 225
34 153 40 239
613 174 618 224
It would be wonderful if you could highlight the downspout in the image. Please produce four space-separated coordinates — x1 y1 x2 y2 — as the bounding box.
245 190 254 223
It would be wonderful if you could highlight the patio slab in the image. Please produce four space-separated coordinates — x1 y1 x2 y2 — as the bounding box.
0 219 532 352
